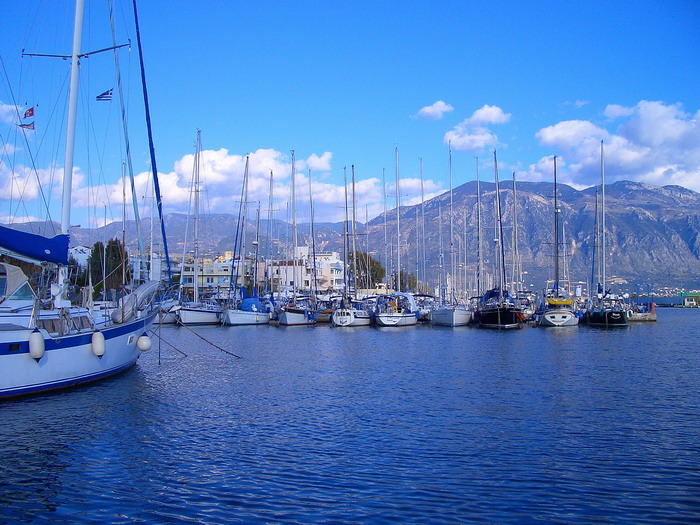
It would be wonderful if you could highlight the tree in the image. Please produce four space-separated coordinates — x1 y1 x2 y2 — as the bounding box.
390 269 418 292
354 251 385 289
87 239 131 299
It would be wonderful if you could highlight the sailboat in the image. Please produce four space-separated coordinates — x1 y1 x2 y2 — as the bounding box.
374 148 418 327
473 151 524 329
332 166 372 327
0 0 157 399
535 156 579 327
430 143 471 326
582 141 628 327
175 130 223 325
222 157 270 325
278 151 316 326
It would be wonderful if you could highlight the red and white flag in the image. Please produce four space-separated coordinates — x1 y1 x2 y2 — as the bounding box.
23 107 34 119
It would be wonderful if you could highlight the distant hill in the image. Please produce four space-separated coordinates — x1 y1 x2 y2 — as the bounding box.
7 180 700 291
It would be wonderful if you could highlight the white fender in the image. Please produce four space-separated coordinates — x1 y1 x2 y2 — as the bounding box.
92 330 106 357
137 334 152 352
29 330 45 360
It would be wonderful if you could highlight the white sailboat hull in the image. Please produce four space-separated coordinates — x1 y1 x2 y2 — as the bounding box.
375 312 417 327
278 307 316 326
0 312 155 399
222 309 270 325
537 308 579 327
176 305 222 325
158 310 178 324
332 308 372 327
429 307 472 326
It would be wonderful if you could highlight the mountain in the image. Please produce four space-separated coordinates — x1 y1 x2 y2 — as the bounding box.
362 179 700 291
7 180 700 291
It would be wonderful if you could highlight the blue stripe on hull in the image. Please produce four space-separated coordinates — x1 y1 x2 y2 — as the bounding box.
0 313 154 357
0 357 139 399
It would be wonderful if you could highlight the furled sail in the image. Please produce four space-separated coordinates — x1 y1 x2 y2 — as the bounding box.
0 224 69 265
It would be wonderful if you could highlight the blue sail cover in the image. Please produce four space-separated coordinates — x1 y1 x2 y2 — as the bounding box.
0 224 69 265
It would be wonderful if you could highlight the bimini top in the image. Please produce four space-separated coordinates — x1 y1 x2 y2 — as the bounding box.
0 262 34 305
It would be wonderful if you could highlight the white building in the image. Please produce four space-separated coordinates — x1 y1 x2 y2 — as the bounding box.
268 247 345 293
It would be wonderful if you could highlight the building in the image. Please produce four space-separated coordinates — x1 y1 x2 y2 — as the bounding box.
679 292 700 308
267 247 345 293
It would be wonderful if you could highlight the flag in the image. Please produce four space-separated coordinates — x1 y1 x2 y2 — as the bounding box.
19 122 35 130
23 107 34 119
96 89 113 101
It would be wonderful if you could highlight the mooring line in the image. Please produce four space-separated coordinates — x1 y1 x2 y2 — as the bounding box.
149 328 188 357
175 319 242 358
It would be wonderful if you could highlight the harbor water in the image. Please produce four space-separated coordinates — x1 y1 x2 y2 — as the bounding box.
2 308 700 523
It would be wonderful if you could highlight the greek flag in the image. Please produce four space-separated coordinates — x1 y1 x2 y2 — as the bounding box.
96 89 113 101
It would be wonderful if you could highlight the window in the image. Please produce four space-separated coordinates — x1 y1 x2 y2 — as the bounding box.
9 282 35 301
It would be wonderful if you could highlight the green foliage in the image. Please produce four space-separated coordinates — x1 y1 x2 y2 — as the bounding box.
354 251 385 288
87 239 131 298
391 269 417 292
68 254 87 288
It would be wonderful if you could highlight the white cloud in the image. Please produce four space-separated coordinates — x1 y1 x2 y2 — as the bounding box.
604 104 635 119
466 105 511 126
415 100 454 120
528 101 700 191
535 120 608 152
306 152 332 171
0 102 19 125
445 126 499 151
444 104 511 152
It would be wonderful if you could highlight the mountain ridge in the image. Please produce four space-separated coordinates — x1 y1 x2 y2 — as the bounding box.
5 180 700 291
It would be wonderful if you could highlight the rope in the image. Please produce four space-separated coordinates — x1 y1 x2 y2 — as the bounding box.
148 328 187 357
175 318 242 359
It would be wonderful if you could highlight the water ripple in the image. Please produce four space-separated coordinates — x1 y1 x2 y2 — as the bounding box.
2 310 700 523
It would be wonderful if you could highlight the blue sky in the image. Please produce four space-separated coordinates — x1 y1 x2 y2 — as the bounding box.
1 0 699 230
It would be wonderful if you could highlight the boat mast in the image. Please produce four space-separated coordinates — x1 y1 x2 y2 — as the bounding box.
475 156 482 297
351 165 359 294
264 170 273 294
253 205 260 296
591 189 599 296
512 172 521 293
463 208 468 299
365 205 371 290
448 142 455 303
308 169 318 298
395 147 401 292
420 158 427 294
343 167 349 297
109 0 145 279
600 141 606 294
554 156 560 290
229 155 249 300
382 168 388 291
415 206 420 293
438 200 443 300
290 150 298 298
192 130 201 303
55 0 85 301
132 0 172 284
493 150 507 300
